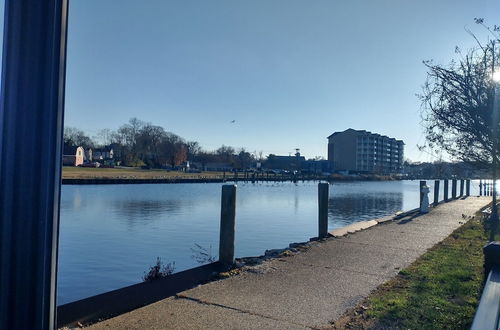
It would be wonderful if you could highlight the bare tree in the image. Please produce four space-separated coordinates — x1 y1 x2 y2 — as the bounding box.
420 19 499 218
186 141 201 161
95 128 113 146
63 127 94 148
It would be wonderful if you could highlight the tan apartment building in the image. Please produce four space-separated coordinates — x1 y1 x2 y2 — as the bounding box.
328 129 404 174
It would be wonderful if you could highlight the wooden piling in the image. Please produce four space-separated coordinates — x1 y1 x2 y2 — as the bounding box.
444 179 449 201
466 179 471 196
219 185 236 264
318 182 329 239
452 179 457 199
420 181 426 208
459 179 464 197
433 180 440 206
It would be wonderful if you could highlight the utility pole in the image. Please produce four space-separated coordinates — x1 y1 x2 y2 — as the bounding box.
491 40 499 222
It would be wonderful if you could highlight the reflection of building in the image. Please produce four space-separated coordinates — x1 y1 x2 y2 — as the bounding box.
328 129 404 174
62 145 84 166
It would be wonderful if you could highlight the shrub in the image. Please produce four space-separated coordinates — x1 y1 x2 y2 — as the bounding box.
142 257 175 282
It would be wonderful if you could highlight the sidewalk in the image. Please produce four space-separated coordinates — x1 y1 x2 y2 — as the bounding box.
86 197 490 330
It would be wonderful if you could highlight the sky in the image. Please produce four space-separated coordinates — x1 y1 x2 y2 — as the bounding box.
8 0 500 161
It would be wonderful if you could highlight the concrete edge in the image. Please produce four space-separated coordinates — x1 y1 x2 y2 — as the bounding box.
329 207 424 238
328 197 481 238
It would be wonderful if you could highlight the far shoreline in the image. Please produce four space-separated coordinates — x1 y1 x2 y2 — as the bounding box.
61 167 402 185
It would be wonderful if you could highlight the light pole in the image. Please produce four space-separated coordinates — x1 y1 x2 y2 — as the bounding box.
491 62 500 222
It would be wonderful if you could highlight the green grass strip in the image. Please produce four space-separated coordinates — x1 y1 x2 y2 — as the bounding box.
332 213 489 329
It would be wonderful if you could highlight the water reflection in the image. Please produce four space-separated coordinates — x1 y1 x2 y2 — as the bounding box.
111 199 184 223
329 192 403 227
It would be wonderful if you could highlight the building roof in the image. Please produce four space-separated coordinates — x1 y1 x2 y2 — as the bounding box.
327 128 404 144
269 155 306 162
93 146 113 153
63 144 82 155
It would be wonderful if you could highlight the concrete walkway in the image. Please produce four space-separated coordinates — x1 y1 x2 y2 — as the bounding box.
86 197 489 330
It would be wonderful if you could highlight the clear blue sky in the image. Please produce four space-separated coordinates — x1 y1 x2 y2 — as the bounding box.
6 1 500 160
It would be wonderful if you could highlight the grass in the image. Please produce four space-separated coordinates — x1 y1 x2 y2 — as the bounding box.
62 166 239 180
142 257 176 282
331 209 491 330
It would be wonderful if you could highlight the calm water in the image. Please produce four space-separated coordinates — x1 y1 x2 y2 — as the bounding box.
57 180 480 304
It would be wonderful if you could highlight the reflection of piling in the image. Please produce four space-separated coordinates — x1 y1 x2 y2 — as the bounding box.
318 183 329 239
444 179 449 201
433 180 440 206
219 185 236 265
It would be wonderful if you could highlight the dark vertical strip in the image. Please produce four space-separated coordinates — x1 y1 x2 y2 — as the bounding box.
419 180 426 208
0 1 68 329
433 180 440 206
444 179 449 201
318 183 329 238
219 185 236 265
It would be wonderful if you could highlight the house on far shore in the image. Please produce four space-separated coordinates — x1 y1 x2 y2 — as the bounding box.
84 148 93 162
93 147 114 161
62 145 84 166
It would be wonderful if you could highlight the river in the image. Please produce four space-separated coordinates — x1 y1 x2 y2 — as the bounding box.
57 179 480 304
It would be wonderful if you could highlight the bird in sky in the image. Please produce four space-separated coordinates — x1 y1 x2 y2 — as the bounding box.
230 120 236 123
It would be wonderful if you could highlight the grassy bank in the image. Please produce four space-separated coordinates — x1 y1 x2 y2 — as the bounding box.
62 167 230 180
331 209 490 329
62 166 400 181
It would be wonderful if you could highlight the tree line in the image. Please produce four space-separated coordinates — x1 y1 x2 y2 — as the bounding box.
64 117 263 168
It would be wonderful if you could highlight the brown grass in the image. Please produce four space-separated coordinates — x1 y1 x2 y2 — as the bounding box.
62 166 252 180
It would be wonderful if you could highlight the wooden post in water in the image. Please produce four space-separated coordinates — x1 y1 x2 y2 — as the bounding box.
420 181 426 208
433 180 440 206
480 180 483 196
219 185 236 265
460 179 464 197
452 179 457 199
466 179 471 196
444 179 449 201
318 183 329 239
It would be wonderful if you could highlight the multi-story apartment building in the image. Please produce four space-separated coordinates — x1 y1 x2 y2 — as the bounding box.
327 129 404 174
